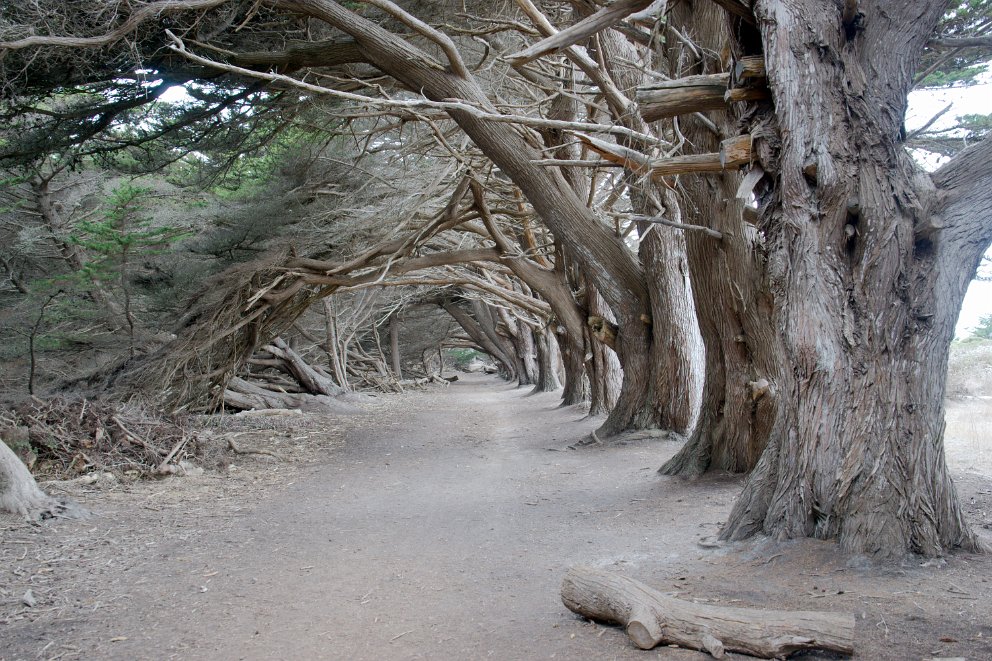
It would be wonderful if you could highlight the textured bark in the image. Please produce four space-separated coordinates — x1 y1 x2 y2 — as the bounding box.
562 566 854 657
559 327 589 405
660 1 779 477
0 438 66 519
532 328 562 393
584 20 703 439
587 288 623 416
497 308 538 386
720 0 989 557
388 313 402 380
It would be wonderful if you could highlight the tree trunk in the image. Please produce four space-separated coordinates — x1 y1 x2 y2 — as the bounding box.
558 326 588 405
389 312 402 380
720 0 989 557
561 566 854 657
586 288 622 417
660 1 779 477
0 437 67 519
504 312 538 387
583 24 703 440
532 328 562 392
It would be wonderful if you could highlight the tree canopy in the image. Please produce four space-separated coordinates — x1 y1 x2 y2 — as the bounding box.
2 0 992 559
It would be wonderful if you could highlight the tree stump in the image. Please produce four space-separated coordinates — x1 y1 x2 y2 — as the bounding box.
561 566 854 658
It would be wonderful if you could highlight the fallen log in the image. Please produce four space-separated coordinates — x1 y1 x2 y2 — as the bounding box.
261 337 343 396
560 566 854 658
223 377 361 414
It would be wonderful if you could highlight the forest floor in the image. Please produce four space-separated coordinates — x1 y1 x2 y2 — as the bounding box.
1 373 991 661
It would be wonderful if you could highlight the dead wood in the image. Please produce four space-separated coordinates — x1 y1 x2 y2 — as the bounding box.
227 437 285 461
561 566 854 658
223 376 362 414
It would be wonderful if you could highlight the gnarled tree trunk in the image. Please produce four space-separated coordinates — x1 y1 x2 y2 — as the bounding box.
720 0 990 557
583 21 703 440
659 1 780 477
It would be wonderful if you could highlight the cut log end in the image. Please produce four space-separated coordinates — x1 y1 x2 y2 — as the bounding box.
625 616 662 649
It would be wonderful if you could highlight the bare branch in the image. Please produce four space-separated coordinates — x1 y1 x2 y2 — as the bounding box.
360 0 471 78
928 35 992 49
628 215 723 239
165 32 664 145
506 0 654 66
906 102 953 141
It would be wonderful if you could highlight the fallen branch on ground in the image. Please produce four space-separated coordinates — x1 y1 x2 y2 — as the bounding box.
561 566 854 658
227 438 285 461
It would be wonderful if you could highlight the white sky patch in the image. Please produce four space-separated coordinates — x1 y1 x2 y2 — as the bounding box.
160 85 193 104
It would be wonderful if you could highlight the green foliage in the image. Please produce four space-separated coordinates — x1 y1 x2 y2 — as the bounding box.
448 348 485 370
917 0 992 88
973 314 992 339
70 183 189 284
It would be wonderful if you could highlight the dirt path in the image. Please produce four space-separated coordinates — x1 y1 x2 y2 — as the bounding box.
3 374 992 660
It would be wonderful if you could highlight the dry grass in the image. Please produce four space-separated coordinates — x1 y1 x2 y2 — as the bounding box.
947 338 992 398
945 399 992 475
944 339 992 475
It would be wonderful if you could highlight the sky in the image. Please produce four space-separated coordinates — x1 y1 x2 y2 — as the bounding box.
906 68 992 338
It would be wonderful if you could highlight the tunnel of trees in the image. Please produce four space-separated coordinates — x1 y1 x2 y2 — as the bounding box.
1 0 991 564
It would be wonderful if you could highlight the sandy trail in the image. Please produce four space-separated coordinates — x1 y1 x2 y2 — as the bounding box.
2 374 991 660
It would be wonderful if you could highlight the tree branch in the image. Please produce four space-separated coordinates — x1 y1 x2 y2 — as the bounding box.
232 39 369 72
0 0 229 50
703 0 756 26
933 137 992 258
506 0 654 66
359 0 471 78
166 32 663 145
928 35 992 49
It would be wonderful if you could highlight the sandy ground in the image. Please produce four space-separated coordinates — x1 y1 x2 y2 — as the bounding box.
2 374 991 660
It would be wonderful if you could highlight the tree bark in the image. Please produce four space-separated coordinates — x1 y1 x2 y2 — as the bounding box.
720 0 988 557
0 437 67 519
261 337 344 396
561 566 855 657
558 326 589 405
532 327 562 392
584 24 703 439
659 1 779 477
586 288 623 416
388 312 402 380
